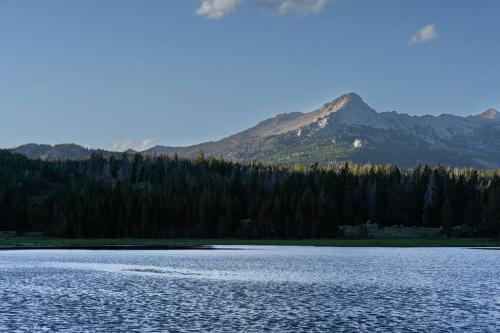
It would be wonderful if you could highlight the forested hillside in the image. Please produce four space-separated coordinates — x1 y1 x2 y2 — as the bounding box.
0 149 499 238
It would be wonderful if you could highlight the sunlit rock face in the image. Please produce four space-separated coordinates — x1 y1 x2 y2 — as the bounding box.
353 138 363 148
479 108 498 120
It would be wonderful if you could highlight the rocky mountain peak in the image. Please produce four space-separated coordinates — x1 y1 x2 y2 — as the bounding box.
341 92 363 103
325 92 365 111
311 92 390 129
318 92 371 119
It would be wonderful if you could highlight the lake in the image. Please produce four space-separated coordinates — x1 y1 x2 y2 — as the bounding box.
0 246 498 332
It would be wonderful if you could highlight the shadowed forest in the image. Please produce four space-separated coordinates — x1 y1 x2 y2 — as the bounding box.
0 150 499 238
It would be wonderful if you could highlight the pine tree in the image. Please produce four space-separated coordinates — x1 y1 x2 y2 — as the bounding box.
486 178 500 235
441 199 454 236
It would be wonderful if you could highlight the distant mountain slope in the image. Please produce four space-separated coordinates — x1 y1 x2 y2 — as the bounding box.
10 144 93 160
9 93 500 168
9 144 122 161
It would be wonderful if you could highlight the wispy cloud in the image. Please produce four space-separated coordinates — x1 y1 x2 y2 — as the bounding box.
260 0 328 15
33 85 49 93
112 139 134 151
195 0 330 19
196 0 240 19
140 138 156 150
112 138 156 152
410 24 437 44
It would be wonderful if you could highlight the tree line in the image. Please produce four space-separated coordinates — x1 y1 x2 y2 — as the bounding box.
0 149 499 238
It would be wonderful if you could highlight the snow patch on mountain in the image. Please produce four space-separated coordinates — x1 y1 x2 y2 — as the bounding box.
353 138 363 148
317 117 328 128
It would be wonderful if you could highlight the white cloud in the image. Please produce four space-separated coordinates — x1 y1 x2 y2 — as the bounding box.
410 24 437 44
112 138 156 152
264 0 328 15
112 139 134 151
139 138 156 150
33 85 49 93
195 0 330 19
196 0 240 19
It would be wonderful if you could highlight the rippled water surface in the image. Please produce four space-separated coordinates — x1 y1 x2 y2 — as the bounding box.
0 246 499 332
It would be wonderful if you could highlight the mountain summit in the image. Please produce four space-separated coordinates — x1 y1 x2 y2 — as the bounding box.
325 92 365 110
11 93 500 168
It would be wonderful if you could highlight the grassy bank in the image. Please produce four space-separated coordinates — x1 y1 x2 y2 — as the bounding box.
1 234 499 248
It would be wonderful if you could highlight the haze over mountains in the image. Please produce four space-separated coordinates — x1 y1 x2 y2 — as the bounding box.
10 93 500 168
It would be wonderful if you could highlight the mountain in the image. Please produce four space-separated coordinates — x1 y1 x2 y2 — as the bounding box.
9 93 500 168
143 93 500 168
9 144 129 161
10 144 94 160
123 149 138 155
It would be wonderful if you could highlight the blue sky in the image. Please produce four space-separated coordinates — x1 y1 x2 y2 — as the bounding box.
1 0 499 151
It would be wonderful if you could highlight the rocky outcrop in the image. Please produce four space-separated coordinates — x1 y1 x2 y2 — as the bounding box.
450 225 480 237
339 223 441 239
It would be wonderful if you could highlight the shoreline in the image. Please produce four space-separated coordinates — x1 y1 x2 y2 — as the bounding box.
0 244 211 251
1 235 500 249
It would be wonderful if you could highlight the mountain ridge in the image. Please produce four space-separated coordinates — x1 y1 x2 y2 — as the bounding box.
9 92 500 168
